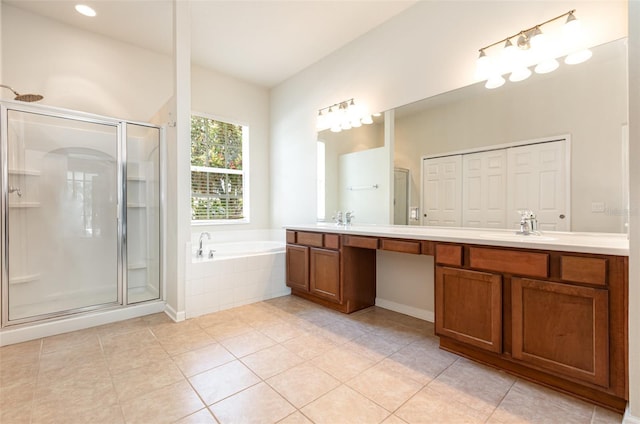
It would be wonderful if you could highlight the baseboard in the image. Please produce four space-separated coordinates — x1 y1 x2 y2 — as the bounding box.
164 304 186 322
624 406 640 424
375 298 434 322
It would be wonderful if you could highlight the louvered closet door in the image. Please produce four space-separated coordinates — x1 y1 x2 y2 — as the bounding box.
422 155 462 227
507 141 568 231
462 150 507 228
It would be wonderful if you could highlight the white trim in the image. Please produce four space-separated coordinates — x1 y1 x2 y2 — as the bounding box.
623 407 640 424
375 298 434 322
164 303 185 322
0 301 165 346
421 134 570 160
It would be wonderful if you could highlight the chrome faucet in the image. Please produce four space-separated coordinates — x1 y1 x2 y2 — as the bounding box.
345 211 355 226
197 232 211 257
332 211 344 226
516 210 539 235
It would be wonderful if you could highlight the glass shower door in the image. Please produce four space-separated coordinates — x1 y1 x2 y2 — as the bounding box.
5 109 120 322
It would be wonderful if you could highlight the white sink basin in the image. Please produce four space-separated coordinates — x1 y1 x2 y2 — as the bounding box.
479 233 557 242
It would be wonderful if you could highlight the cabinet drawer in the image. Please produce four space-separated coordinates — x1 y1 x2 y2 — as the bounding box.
286 230 296 244
324 234 340 250
561 256 607 286
436 244 462 266
469 247 548 278
380 239 421 254
342 235 378 249
296 231 324 247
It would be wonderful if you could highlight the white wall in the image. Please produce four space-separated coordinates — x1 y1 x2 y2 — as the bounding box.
1 4 172 122
191 65 271 231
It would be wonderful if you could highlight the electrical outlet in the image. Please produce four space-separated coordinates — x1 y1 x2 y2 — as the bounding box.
591 202 606 213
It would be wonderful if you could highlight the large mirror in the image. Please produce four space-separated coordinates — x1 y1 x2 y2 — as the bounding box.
320 38 628 233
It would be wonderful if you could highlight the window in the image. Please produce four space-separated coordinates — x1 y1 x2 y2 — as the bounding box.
190 114 248 222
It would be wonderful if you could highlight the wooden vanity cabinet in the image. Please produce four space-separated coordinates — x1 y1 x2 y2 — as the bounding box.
286 230 376 313
436 244 628 412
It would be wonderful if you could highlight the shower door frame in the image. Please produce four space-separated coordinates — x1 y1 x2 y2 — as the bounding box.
0 101 163 327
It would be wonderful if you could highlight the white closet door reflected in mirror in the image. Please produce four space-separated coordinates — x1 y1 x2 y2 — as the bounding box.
422 138 569 231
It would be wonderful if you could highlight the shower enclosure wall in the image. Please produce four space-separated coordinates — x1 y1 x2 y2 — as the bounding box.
1 102 162 327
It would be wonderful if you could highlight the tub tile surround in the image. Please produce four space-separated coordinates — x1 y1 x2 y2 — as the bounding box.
186 229 289 317
0 295 624 424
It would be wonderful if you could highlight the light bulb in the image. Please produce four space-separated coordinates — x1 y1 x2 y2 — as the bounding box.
351 119 362 128
476 50 492 80
563 12 581 38
316 111 326 130
361 115 373 125
501 39 518 70
330 124 341 133
530 27 546 50
509 66 531 82
485 75 505 89
535 58 559 74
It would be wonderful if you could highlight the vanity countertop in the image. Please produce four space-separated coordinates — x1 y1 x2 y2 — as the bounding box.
284 223 629 256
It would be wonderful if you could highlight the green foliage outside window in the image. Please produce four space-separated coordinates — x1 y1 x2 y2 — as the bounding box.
191 115 246 221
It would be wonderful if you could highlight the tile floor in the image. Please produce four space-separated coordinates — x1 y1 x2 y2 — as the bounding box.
0 295 624 424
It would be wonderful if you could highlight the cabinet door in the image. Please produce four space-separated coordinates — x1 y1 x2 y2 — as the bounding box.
435 267 502 352
286 245 309 292
512 277 609 387
310 248 341 303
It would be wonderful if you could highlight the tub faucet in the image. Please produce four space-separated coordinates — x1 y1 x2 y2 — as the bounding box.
197 232 211 257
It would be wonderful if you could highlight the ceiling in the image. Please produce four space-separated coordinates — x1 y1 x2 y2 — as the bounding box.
3 0 417 87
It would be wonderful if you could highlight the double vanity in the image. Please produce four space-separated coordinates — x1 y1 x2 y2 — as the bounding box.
284 223 629 412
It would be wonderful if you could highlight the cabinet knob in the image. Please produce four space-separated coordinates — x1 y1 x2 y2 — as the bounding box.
423 213 428 217
559 214 565 219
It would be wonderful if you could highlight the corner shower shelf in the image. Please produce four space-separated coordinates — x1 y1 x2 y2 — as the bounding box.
127 175 147 182
127 262 148 270
127 203 147 208
8 169 41 176
9 202 41 208
9 273 41 285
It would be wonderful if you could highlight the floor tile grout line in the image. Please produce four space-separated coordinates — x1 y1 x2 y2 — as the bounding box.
482 373 519 423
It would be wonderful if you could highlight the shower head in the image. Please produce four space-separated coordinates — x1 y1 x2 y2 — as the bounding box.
0 84 44 102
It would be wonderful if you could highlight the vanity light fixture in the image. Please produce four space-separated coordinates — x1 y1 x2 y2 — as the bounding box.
476 9 592 89
316 98 374 133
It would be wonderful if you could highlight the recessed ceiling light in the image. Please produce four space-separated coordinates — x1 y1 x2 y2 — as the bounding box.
75 4 96 17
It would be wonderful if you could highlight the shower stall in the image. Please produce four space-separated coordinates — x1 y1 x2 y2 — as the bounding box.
0 101 162 327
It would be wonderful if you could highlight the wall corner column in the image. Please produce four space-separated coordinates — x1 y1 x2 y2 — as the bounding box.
164 0 191 321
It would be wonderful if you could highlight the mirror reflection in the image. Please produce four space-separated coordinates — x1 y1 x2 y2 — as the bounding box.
320 38 628 233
